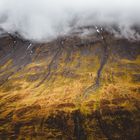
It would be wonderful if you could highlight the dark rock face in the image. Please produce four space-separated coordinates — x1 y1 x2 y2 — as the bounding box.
1 108 139 140
0 32 140 139
73 110 87 140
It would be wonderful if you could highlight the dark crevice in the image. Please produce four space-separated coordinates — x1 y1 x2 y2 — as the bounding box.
83 26 109 97
95 27 109 86
73 110 87 140
35 38 64 87
96 111 112 140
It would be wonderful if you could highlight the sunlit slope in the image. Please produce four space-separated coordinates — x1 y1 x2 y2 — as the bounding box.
0 33 140 140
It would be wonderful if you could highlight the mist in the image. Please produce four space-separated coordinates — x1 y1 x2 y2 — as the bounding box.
0 0 140 42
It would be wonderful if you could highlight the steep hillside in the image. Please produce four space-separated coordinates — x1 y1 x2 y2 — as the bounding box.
0 28 140 140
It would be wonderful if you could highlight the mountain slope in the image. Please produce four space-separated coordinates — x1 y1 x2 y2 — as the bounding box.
0 29 140 140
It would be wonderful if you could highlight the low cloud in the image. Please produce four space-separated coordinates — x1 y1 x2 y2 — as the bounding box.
0 0 140 42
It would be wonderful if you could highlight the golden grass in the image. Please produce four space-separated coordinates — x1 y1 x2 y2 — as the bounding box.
0 46 139 118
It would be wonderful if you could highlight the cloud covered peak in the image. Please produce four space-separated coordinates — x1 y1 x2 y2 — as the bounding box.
0 0 140 42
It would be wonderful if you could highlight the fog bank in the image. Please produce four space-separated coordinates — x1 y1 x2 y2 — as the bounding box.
0 0 140 41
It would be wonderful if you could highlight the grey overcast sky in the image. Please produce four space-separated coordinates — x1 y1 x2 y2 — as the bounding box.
0 0 140 41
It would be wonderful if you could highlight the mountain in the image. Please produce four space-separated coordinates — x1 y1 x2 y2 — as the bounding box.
0 27 140 140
